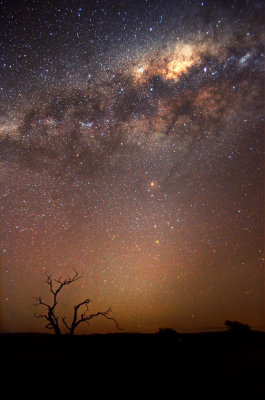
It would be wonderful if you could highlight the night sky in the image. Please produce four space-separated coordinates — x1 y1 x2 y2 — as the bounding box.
0 0 264 334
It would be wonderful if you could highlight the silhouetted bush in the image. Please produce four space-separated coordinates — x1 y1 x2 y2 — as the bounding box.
157 328 179 336
225 320 250 333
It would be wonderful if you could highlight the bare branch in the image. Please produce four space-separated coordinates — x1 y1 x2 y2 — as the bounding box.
74 298 91 312
62 317 71 330
33 296 50 309
54 268 81 287
99 310 123 331
45 273 55 295
74 307 123 331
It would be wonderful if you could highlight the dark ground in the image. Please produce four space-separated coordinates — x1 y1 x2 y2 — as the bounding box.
1 329 265 395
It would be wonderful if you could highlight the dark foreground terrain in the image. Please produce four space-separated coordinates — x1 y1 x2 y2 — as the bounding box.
1 330 265 395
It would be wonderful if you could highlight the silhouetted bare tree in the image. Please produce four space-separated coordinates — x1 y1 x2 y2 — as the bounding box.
33 269 121 335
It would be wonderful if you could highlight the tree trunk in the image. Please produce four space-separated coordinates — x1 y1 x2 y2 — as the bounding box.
54 325 61 335
69 326 75 336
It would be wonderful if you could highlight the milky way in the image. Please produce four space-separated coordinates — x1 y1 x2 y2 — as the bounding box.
0 0 264 333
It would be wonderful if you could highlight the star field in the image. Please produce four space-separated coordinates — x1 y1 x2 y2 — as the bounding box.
0 0 264 334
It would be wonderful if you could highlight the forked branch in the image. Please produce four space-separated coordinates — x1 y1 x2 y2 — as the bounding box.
62 301 122 335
